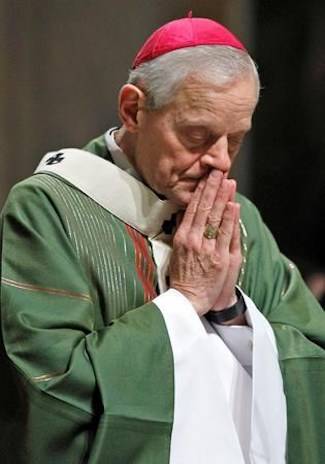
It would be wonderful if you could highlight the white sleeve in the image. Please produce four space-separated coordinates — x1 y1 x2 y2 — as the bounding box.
154 288 253 374
154 287 286 464
153 288 207 357
211 323 253 374
153 290 252 463
208 287 253 373
155 288 278 377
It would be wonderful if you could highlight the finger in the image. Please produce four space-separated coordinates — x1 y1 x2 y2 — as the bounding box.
208 179 236 228
179 178 206 231
215 205 242 308
202 179 235 252
216 201 236 250
190 170 223 234
228 179 237 203
229 203 241 255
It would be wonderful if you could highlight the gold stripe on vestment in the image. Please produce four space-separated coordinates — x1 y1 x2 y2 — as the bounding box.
1 277 92 302
31 371 65 382
238 219 248 287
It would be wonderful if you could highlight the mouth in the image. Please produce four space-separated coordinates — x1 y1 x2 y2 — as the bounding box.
181 177 201 184
185 177 203 187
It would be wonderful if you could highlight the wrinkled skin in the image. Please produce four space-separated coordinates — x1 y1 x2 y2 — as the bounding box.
117 74 258 321
170 171 242 317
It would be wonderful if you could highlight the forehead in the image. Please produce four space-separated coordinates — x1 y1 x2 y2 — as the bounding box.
166 76 258 132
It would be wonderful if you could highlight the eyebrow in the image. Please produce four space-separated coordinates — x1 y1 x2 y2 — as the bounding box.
175 117 214 126
176 120 252 136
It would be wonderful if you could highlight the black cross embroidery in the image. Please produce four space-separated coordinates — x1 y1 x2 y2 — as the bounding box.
45 153 65 165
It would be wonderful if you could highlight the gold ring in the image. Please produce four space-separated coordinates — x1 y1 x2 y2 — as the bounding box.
203 224 218 239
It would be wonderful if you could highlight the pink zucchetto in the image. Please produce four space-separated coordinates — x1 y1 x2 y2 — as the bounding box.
132 12 246 69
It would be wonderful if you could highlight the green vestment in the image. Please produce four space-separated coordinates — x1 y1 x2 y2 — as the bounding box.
0 135 324 463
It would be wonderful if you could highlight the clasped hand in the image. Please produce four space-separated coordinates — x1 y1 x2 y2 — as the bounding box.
169 170 242 317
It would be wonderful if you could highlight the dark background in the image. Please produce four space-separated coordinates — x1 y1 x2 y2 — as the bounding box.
254 0 325 274
1 0 324 274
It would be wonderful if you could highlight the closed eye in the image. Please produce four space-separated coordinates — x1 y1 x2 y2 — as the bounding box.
180 127 217 149
229 136 244 147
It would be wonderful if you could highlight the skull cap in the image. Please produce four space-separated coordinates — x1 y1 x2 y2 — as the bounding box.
132 14 246 69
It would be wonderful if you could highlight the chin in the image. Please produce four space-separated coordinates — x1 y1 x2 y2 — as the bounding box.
167 190 192 209
158 183 194 208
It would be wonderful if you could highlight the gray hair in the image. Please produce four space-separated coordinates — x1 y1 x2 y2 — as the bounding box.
128 45 260 110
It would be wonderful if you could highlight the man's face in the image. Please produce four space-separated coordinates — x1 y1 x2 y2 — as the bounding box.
132 75 258 207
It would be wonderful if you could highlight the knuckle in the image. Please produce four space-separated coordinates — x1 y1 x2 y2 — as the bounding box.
215 261 224 272
187 235 200 251
198 200 211 212
186 203 198 215
218 227 231 239
173 232 186 247
222 209 232 221
212 253 225 269
208 215 222 226
174 230 201 251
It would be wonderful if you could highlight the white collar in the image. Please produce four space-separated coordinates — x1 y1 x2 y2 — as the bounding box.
105 128 141 180
34 148 179 238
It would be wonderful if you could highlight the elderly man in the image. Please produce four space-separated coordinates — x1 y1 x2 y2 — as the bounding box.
0 15 324 464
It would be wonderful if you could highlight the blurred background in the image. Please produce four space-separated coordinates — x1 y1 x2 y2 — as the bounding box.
1 0 324 303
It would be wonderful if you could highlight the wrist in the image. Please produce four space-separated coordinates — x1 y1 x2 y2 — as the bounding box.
223 293 237 308
169 286 205 316
205 288 247 325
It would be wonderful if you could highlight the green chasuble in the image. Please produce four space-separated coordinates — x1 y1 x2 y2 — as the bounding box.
0 134 325 463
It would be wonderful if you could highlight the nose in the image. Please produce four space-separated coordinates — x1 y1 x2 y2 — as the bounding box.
200 135 231 173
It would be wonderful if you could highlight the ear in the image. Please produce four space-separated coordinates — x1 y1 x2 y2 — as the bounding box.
118 84 146 133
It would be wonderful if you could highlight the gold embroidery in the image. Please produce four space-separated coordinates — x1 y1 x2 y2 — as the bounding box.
238 219 248 287
32 371 64 382
1 277 92 302
239 218 248 238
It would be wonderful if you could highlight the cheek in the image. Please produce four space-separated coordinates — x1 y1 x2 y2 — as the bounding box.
151 160 175 186
138 134 195 187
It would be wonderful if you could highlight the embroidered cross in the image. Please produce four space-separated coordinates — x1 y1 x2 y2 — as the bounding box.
45 153 65 165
